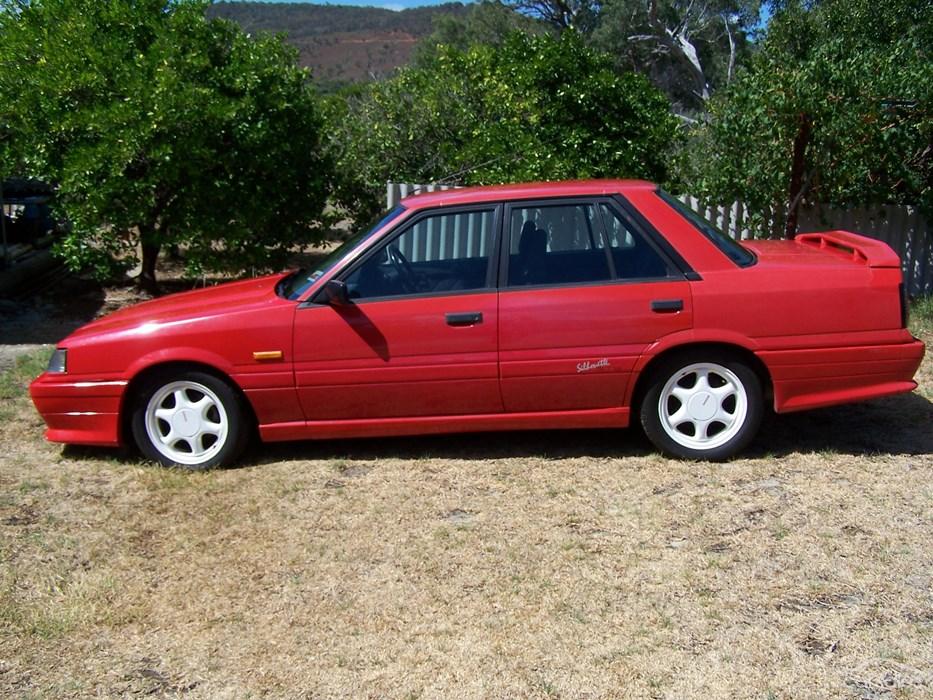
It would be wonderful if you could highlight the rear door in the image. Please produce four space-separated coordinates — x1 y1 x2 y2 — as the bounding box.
293 205 503 420
498 197 693 412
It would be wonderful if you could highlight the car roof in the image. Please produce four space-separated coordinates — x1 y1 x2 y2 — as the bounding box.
400 179 657 209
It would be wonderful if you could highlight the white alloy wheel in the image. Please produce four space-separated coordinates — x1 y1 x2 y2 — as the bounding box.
657 362 749 451
144 380 229 466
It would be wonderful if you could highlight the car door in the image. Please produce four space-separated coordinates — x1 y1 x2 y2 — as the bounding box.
498 197 693 413
293 205 504 421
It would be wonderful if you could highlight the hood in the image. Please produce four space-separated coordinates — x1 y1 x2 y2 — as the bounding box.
66 273 287 340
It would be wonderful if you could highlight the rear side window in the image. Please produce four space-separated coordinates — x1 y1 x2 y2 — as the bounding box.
598 203 672 280
507 201 673 287
508 203 610 286
658 190 755 267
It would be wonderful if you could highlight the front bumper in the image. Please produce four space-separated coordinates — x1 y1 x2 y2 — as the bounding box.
29 373 128 446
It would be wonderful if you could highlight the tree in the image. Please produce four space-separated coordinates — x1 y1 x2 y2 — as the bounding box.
498 0 601 32
592 0 761 113
327 31 679 225
683 0 932 237
0 0 331 291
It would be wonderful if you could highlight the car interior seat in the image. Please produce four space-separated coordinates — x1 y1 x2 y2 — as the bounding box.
515 221 547 285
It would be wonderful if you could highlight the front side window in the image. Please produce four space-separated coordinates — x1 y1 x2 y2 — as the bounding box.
282 206 405 300
345 208 495 300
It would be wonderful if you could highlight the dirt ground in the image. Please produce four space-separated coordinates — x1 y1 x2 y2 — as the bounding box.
0 278 931 699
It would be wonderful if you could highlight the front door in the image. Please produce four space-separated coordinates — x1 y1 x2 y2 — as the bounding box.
293 205 503 420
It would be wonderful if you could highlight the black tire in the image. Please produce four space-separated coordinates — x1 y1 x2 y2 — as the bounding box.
131 369 249 469
639 352 763 460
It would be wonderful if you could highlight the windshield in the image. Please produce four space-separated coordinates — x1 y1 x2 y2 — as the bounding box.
280 205 406 300
658 190 756 268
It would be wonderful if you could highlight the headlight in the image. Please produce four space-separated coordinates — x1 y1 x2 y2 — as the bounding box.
47 348 67 373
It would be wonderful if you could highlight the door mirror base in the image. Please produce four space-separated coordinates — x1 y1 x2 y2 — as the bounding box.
324 279 351 306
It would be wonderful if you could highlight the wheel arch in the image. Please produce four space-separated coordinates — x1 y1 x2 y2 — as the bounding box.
118 360 258 445
628 341 773 418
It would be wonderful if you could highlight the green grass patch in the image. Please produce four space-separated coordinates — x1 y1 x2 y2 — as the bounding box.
910 295 933 337
0 348 52 421
0 348 51 401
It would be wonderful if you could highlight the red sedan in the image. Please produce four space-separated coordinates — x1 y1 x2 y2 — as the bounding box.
30 181 925 468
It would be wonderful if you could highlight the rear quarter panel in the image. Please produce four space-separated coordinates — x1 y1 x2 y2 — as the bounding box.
689 253 920 413
627 188 921 413
691 264 903 344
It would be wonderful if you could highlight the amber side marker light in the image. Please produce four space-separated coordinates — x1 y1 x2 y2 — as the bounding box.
252 351 283 361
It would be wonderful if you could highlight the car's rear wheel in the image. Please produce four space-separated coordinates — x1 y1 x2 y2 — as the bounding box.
640 353 763 460
131 370 248 469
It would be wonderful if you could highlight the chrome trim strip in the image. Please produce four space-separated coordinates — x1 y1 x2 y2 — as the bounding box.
64 380 128 389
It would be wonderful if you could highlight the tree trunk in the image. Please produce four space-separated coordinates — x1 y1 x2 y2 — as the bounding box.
723 16 736 85
636 2 710 103
138 227 161 294
785 113 812 239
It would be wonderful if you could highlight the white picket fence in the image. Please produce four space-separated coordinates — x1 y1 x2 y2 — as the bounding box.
386 182 933 296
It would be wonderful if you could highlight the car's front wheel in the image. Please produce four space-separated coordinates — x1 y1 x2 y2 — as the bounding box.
640 353 763 460
131 370 248 469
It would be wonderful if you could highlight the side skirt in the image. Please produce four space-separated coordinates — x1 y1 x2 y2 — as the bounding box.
259 407 631 442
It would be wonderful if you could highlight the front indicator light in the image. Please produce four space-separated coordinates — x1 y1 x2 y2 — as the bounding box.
47 348 67 373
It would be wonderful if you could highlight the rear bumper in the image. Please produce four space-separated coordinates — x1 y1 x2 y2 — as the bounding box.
759 338 925 413
29 373 127 446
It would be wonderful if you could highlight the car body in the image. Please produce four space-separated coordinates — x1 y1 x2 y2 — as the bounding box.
30 180 925 467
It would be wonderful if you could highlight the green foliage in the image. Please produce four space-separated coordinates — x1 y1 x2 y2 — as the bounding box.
499 0 601 32
0 0 331 283
327 31 679 225
683 0 932 229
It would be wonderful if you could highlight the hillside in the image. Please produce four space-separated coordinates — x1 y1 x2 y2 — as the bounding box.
209 2 470 86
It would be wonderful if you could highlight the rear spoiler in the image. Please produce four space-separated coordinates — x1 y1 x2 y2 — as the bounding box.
795 230 901 268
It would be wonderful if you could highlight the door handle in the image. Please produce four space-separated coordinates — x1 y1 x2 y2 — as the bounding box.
651 299 684 313
445 311 483 326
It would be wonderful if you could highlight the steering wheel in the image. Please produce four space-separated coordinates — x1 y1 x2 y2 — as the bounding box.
387 245 418 293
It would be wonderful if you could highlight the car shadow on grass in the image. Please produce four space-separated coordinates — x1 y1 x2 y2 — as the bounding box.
60 392 932 468
246 391 933 466
249 426 657 465
751 392 933 458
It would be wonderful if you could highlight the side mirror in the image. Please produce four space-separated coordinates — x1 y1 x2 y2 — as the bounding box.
324 279 351 306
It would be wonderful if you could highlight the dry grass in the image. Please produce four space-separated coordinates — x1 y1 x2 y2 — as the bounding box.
1 330 930 699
